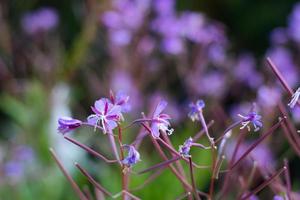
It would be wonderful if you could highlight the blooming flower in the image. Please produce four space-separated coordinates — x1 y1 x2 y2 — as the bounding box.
150 100 174 138
179 137 193 157
238 111 263 132
122 145 141 167
288 87 300 108
87 98 122 133
58 117 82 134
188 100 205 121
109 90 131 113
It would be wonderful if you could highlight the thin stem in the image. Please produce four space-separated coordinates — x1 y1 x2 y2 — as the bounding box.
199 113 215 148
215 120 242 144
131 168 164 191
138 156 181 174
241 166 286 200
189 157 201 200
284 159 292 200
193 120 215 141
230 118 285 170
266 58 294 96
49 148 88 200
108 129 121 164
75 163 112 197
64 136 118 163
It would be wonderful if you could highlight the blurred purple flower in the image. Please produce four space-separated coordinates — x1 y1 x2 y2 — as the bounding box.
150 100 174 138
161 36 184 55
4 161 24 180
87 98 121 133
273 195 284 200
122 145 141 167
21 7 58 35
14 145 35 162
188 100 205 122
288 3 300 42
270 27 288 45
179 137 193 157
58 117 82 135
257 86 281 107
153 0 175 16
238 111 263 132
266 47 298 87
234 53 263 89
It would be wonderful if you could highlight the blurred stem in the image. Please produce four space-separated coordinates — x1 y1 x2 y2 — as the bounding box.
61 1 99 79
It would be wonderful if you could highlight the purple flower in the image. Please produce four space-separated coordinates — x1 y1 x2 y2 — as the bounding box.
257 86 281 108
21 7 58 35
122 145 141 167
188 100 205 122
179 137 193 157
4 161 24 180
87 98 122 133
238 111 263 132
150 100 174 138
273 195 284 200
288 3 300 42
288 87 300 108
110 90 131 113
58 117 82 134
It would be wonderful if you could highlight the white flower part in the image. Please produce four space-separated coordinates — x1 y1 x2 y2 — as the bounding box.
288 87 300 108
238 114 251 131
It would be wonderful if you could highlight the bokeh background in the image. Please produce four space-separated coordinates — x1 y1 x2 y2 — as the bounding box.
1 0 300 199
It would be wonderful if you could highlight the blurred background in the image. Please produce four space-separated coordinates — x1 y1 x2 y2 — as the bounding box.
1 0 300 199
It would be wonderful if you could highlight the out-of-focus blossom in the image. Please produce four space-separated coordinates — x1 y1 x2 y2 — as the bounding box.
188 100 205 122
266 47 298 87
161 36 184 55
110 70 142 111
194 72 227 98
288 3 300 42
288 87 300 108
14 146 35 162
238 111 263 132
4 161 24 180
137 36 156 55
270 28 288 45
179 137 193 157
122 145 141 167
58 117 82 135
21 7 58 35
273 195 284 200
101 0 150 46
207 44 226 64
257 86 281 107
153 0 174 16
87 98 121 133
150 100 174 138
241 194 259 200
291 106 300 122
234 53 263 89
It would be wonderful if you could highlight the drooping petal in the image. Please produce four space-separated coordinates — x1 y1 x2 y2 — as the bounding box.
94 98 108 114
150 123 160 138
87 114 99 126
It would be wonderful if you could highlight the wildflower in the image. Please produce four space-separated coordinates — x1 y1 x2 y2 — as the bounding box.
109 90 130 113
87 98 122 134
179 137 193 157
58 117 82 134
288 87 300 108
122 145 141 167
150 100 174 138
238 111 263 132
188 100 205 121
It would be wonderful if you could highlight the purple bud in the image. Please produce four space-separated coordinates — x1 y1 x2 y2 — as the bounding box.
179 137 193 157
58 117 82 135
122 145 141 167
188 100 205 122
